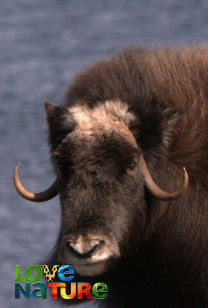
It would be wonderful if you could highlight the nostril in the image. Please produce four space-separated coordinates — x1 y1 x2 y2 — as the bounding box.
66 241 102 259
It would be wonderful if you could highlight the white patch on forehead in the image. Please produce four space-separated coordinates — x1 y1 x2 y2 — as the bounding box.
65 100 136 133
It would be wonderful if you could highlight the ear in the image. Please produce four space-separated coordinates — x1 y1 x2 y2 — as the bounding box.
44 101 63 123
44 102 75 150
44 101 56 114
137 106 184 157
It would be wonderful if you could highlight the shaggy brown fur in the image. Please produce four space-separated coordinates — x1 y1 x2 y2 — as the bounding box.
46 45 208 307
64 45 208 181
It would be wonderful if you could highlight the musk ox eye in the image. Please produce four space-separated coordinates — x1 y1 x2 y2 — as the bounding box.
55 163 64 172
127 158 138 172
129 161 137 170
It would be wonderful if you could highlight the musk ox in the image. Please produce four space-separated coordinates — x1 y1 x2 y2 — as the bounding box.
14 45 208 307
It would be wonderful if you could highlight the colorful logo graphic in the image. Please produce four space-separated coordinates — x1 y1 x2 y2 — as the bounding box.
15 265 108 300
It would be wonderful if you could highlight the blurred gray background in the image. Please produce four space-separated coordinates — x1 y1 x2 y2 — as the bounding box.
1 0 208 307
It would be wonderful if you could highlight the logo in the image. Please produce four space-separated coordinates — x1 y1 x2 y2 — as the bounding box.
15 265 108 300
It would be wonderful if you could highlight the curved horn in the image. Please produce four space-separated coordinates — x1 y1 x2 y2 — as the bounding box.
13 163 58 202
140 156 188 201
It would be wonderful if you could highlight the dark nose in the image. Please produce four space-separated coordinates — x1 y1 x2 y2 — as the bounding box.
66 237 103 259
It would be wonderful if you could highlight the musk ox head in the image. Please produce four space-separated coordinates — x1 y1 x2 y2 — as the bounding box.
14 100 188 277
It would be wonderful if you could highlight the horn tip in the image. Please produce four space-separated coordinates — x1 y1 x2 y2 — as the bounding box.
182 167 188 176
15 162 21 170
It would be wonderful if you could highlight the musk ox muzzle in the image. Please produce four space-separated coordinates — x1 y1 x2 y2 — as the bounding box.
58 234 120 276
